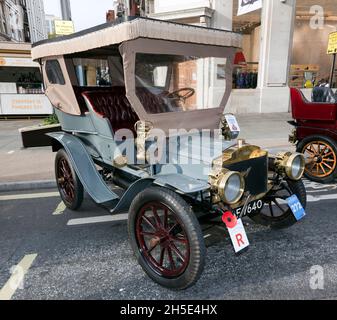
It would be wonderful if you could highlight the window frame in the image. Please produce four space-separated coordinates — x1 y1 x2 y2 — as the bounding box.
45 59 66 85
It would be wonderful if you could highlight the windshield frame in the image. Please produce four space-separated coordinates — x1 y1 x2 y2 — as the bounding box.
119 38 236 132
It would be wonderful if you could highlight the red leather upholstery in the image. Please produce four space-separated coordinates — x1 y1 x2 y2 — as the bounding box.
78 86 173 133
136 88 171 114
73 86 112 114
82 87 139 133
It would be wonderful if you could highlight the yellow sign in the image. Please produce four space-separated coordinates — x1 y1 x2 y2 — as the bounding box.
327 32 337 54
55 20 75 35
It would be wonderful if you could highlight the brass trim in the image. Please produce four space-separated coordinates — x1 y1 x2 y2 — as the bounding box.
274 152 305 181
217 171 245 204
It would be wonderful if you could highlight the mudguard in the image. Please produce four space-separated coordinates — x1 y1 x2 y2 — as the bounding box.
111 178 154 214
110 174 209 214
47 132 119 204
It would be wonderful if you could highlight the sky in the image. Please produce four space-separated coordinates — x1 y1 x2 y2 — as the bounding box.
43 0 115 31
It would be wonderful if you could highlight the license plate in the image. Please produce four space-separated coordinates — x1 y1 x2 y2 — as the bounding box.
287 195 306 221
233 199 264 217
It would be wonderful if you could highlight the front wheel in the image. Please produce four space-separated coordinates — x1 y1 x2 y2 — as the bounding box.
248 179 307 229
128 187 206 290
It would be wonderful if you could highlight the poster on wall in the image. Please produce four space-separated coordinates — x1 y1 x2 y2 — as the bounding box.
0 57 40 68
0 94 53 115
237 0 263 16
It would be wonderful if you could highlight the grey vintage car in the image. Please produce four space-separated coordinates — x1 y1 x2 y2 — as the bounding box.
32 17 307 290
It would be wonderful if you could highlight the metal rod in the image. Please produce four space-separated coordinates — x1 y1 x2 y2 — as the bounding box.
329 53 336 87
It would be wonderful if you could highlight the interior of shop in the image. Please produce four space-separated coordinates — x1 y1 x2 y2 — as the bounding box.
0 66 43 94
232 0 337 90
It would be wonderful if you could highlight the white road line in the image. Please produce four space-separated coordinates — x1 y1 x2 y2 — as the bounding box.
53 201 66 215
307 193 337 203
0 192 60 202
7 150 14 155
0 254 37 301
67 214 129 226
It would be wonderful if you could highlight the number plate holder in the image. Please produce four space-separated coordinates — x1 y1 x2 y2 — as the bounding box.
287 195 306 221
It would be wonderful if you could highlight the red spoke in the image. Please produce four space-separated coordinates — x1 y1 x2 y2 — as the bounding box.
151 206 163 227
147 242 160 254
166 247 176 270
168 222 179 234
141 215 157 231
170 242 185 263
139 231 156 237
171 235 188 244
159 247 166 266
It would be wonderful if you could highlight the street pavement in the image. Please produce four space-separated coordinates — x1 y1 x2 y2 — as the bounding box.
0 179 336 300
0 120 55 183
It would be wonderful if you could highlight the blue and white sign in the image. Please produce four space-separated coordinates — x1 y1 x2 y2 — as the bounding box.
287 195 306 221
237 0 263 16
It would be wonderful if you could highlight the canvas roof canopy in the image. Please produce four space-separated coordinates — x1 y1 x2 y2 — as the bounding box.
33 18 242 132
31 18 241 60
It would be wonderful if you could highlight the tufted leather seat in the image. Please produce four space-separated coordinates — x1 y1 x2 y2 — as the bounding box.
73 86 113 114
82 87 139 133
136 88 171 114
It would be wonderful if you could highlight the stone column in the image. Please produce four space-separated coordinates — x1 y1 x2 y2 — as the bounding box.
211 0 233 31
209 0 233 109
258 0 297 112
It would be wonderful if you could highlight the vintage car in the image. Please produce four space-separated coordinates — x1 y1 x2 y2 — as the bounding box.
290 86 337 183
32 17 307 290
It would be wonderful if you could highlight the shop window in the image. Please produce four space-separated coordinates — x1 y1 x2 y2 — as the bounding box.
73 58 111 87
0 66 43 94
45 60 65 85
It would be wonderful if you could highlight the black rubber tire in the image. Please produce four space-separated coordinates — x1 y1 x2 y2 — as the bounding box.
55 148 84 210
248 179 307 229
128 187 206 290
297 135 337 184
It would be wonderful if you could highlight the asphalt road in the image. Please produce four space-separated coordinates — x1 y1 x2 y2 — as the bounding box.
0 179 337 300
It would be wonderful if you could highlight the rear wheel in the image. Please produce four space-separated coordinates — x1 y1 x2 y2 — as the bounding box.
128 187 205 290
248 179 307 229
297 136 337 183
55 148 84 210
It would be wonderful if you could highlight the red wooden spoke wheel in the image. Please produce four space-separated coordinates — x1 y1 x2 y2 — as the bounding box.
55 149 84 210
57 158 76 203
136 202 190 278
128 187 205 290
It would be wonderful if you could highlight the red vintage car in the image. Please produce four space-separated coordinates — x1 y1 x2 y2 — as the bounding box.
290 87 337 183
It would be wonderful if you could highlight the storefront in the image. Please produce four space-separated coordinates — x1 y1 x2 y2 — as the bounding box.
0 42 52 116
149 0 337 114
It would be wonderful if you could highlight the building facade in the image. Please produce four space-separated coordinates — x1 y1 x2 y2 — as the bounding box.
45 14 61 38
146 0 337 114
25 0 47 43
0 0 25 41
0 0 46 43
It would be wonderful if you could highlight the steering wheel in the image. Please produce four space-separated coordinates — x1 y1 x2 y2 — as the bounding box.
166 88 195 104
